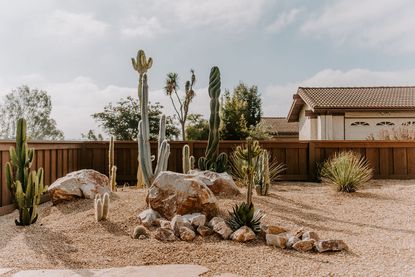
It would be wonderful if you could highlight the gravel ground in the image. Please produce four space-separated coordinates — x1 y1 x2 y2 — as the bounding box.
1 180 415 277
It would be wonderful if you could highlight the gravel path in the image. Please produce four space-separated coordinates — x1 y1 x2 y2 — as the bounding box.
0 180 414 277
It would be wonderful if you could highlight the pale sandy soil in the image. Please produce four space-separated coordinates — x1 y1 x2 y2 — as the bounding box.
1 180 415 277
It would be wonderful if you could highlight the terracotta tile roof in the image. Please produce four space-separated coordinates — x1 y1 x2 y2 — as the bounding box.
261 117 298 135
298 86 415 109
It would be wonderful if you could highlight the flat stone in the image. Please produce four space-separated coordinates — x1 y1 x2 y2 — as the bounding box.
230 226 256 242
266 234 287 249
292 239 315 252
13 265 209 277
315 240 349 252
183 213 206 227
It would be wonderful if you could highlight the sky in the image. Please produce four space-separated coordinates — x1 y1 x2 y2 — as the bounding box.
1 0 415 139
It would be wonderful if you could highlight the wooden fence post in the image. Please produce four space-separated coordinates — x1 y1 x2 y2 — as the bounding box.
308 141 316 181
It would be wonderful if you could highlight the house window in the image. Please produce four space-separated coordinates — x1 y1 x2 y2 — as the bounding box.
376 121 394 126
351 121 370 126
402 121 415 126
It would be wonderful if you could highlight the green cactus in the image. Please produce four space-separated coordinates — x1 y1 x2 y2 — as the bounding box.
108 136 114 177
255 151 270 196
197 66 228 173
182 144 191 174
189 155 195 171
94 192 110 221
110 165 117 192
5 118 46 226
133 50 170 187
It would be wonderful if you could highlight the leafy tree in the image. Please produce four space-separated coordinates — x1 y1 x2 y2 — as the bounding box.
221 90 249 140
185 114 209 140
164 70 196 140
221 83 262 140
0 85 64 140
92 96 179 140
81 130 104 141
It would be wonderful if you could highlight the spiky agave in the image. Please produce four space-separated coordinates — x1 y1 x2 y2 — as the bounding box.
226 202 264 233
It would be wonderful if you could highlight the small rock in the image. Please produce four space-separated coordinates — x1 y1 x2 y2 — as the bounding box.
154 228 177 242
294 228 305 239
267 225 288 235
131 225 149 239
171 215 194 237
266 234 288 249
286 235 301 249
302 231 319 241
159 220 171 229
292 239 315 252
230 226 256 242
138 235 148 240
183 213 206 227
258 224 268 240
138 209 160 228
197 225 214 237
179 226 196 241
208 217 233 239
315 240 349 252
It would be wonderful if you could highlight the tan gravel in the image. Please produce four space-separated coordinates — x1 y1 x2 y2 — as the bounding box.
1 180 415 277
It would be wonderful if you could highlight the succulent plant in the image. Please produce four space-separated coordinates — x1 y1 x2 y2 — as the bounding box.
110 165 117 192
133 51 170 187
182 144 195 174
94 193 110 221
197 66 228 173
5 118 46 226
108 137 117 191
226 202 264 233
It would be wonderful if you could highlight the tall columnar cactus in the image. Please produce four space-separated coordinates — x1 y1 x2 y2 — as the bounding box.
94 193 110 221
198 66 228 173
110 165 117 192
132 50 170 187
5 118 46 226
255 151 271 196
182 144 195 174
108 136 114 177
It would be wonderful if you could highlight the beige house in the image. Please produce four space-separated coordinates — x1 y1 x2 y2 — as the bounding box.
287 86 415 140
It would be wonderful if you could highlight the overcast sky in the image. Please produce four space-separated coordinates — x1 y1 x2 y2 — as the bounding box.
1 0 415 139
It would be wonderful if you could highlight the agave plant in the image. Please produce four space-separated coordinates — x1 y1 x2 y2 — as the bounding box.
320 150 373 192
226 202 264 233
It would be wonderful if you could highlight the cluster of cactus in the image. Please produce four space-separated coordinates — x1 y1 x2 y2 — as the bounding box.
182 144 195 174
197 66 228 173
255 150 271 196
108 136 117 191
94 193 110 221
132 50 170 187
5 118 46 226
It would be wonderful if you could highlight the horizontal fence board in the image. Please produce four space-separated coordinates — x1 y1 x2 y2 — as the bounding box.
2 140 415 209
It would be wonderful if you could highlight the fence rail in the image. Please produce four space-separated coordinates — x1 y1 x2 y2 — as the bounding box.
2 140 415 211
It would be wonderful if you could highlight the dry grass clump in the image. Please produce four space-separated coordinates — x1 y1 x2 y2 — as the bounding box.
320 151 373 192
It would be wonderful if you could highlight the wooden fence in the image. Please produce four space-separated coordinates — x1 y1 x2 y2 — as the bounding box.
2 140 415 213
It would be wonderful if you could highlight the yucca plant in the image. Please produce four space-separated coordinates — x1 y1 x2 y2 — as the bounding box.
227 138 264 233
320 151 373 192
226 202 264 233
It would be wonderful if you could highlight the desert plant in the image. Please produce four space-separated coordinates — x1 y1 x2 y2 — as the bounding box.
254 151 286 196
5 118 46 226
182 144 195 174
132 50 170 187
110 166 117 192
227 138 264 232
198 66 228 173
320 151 373 192
108 137 117 191
226 202 264 233
164 70 196 140
94 193 110 221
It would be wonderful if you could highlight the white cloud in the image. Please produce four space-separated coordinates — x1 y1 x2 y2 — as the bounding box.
266 8 301 33
121 16 165 38
45 10 108 41
263 68 415 117
302 0 415 53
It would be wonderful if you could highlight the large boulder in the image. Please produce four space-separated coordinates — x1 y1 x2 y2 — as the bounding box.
147 171 219 220
190 170 241 197
48 169 110 204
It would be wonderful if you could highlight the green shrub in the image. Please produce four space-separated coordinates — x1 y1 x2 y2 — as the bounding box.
320 151 373 192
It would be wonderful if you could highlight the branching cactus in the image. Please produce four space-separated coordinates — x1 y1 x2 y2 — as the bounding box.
94 193 110 221
133 50 170 187
198 66 228 173
182 144 195 174
5 118 46 226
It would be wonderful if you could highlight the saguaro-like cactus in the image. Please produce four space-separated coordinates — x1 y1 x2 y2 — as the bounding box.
94 193 110 221
182 144 195 174
5 118 46 226
132 50 170 187
198 67 228 173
